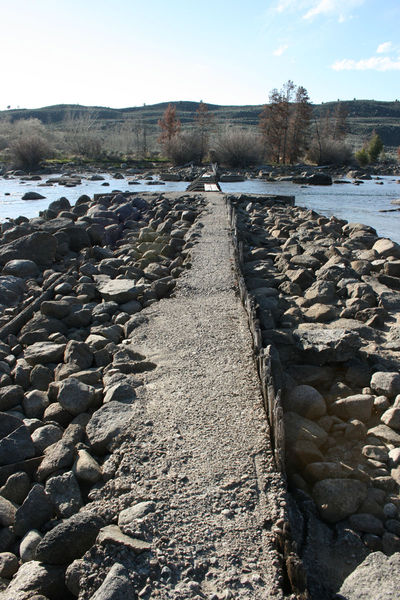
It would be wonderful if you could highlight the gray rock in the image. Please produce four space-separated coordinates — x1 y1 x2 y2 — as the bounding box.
73 449 102 483
331 394 374 422
339 551 400 600
381 406 400 431
293 328 361 365
118 501 156 535
35 512 104 564
31 424 63 455
22 191 45 200
0 276 25 307
0 527 15 553
372 238 400 259
284 385 326 419
0 385 24 411
312 478 367 523
0 413 35 466
284 411 328 447
0 497 16 527
368 424 400 445
97 279 141 303
40 300 71 319
29 365 53 391
0 560 66 600
45 471 83 518
0 551 19 578
349 513 384 535
3 259 39 278
14 484 54 537
36 424 83 481
0 232 57 267
22 390 49 419
24 342 66 366
370 371 400 399
89 563 135 600
97 525 151 554
63 340 93 370
0 472 30 505
86 401 132 454
56 377 95 416
19 529 43 562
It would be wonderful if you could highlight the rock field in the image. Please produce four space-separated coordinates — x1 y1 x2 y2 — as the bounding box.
0 189 399 599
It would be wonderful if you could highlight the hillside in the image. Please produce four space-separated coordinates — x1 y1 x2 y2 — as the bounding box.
1 99 400 150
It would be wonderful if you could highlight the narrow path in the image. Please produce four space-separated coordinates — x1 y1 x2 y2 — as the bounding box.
125 193 286 599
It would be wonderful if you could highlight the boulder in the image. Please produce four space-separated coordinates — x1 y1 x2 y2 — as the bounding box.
284 412 328 447
63 340 93 370
293 328 361 365
372 238 400 259
73 449 102 483
284 385 326 419
56 377 95 416
0 413 35 466
0 385 24 411
19 530 43 562
339 551 400 600
24 342 66 366
3 260 39 278
14 484 54 537
35 512 104 564
381 406 400 431
312 478 367 523
22 192 45 200
0 276 25 306
45 471 83 518
86 401 133 454
0 232 57 267
370 372 400 399
97 279 141 304
31 424 63 454
331 394 374 422
0 551 19 578
0 496 16 527
0 472 30 505
0 560 66 600
89 563 135 600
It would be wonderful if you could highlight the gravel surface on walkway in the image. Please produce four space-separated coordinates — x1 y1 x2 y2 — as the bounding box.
119 193 286 599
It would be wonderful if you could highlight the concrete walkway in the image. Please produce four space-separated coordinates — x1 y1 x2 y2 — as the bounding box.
126 193 286 599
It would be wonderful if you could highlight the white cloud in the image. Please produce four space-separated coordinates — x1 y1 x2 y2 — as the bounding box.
377 41 393 54
332 56 400 71
275 0 298 13
273 44 288 56
301 0 365 21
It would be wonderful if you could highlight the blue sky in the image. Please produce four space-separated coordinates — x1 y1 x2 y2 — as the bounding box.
1 0 399 109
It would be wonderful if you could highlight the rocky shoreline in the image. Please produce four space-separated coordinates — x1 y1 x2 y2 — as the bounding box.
229 193 400 599
0 188 399 598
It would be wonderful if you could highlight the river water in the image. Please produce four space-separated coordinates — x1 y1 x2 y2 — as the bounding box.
0 173 399 243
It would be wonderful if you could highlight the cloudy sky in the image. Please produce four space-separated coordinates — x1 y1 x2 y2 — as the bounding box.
1 0 399 109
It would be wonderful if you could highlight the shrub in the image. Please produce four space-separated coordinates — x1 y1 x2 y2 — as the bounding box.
355 147 370 167
165 131 204 165
367 132 384 163
10 135 51 170
306 138 354 166
212 128 264 168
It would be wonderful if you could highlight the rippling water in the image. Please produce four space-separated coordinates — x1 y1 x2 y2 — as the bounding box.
1 173 399 243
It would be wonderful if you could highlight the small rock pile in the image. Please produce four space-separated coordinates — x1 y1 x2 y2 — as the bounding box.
0 191 203 599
